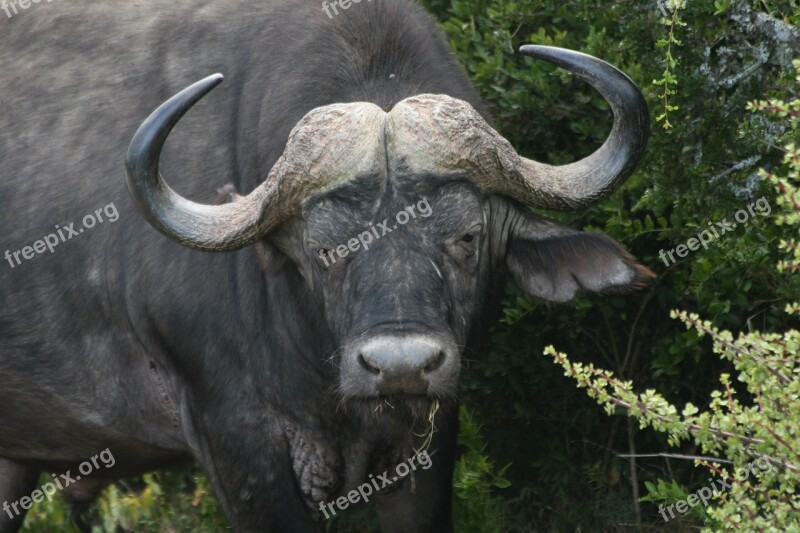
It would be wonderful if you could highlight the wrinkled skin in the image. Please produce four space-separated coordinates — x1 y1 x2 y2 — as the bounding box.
279 182 488 400
0 1 651 532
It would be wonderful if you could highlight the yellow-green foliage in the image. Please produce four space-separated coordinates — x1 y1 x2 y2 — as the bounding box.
22 472 227 533
653 0 688 129
452 406 512 533
748 61 800 278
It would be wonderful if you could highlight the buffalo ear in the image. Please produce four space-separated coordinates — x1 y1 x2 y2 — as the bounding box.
254 240 290 276
506 214 654 303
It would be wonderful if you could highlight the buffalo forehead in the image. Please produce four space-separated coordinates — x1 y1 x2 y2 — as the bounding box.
296 95 492 219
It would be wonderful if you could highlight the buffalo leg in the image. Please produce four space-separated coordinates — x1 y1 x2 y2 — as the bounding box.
63 479 111 533
375 405 458 533
0 458 40 533
183 403 321 532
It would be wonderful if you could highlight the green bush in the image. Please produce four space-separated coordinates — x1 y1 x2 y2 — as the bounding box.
547 60 800 531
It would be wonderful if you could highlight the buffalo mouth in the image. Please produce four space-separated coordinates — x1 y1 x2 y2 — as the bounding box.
349 393 443 417
345 395 447 449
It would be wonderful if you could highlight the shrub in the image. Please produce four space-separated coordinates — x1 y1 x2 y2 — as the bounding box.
547 60 800 530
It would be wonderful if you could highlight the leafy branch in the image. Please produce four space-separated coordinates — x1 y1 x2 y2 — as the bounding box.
653 0 688 130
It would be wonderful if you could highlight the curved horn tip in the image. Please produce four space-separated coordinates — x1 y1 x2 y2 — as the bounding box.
518 44 554 55
199 73 225 87
517 45 604 70
511 45 650 209
519 44 575 58
124 73 230 247
174 74 225 111
126 73 226 168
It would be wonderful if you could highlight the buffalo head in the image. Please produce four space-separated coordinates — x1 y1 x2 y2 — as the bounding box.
125 46 653 402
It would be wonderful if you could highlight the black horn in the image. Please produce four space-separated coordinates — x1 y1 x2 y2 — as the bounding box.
514 45 650 209
384 46 650 210
125 74 274 251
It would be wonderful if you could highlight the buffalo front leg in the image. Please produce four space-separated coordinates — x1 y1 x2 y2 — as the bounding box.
63 479 111 533
375 404 458 533
182 402 321 532
0 458 40 533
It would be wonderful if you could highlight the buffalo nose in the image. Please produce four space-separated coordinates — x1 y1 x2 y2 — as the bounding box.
352 335 458 395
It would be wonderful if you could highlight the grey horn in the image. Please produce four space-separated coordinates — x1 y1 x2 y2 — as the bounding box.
385 46 650 211
514 45 650 209
125 75 386 251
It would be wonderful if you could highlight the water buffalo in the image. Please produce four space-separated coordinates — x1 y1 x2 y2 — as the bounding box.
0 0 652 531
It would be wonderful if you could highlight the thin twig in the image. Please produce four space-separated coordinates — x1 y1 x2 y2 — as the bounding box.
617 452 734 465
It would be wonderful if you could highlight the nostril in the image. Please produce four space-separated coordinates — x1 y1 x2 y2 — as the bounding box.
358 353 381 375
423 350 446 373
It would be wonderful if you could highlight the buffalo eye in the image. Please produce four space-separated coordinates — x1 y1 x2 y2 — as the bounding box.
448 224 481 260
458 232 478 254
307 240 332 264
315 248 341 269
